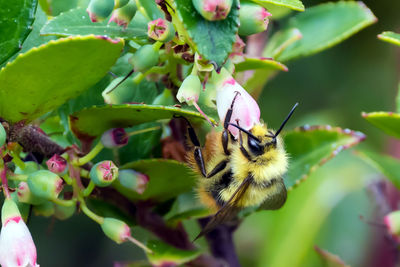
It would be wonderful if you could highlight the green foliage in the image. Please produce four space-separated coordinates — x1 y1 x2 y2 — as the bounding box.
235 57 288 72
115 159 196 202
250 0 304 12
0 35 123 122
357 150 400 190
276 1 377 62
378 31 400 46
0 0 37 64
41 8 149 41
169 0 240 67
69 104 218 139
284 126 366 189
362 111 400 139
146 240 201 266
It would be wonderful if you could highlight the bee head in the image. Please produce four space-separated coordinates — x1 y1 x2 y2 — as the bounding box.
229 103 298 159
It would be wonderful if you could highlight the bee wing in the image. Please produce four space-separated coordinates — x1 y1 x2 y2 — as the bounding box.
194 176 253 241
258 178 287 210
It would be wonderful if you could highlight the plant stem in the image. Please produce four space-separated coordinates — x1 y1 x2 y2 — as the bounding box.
7 173 28 182
127 126 161 137
126 236 154 254
83 181 96 197
74 141 104 166
10 151 25 170
80 200 104 224
198 218 241 267
52 198 76 207
0 165 10 199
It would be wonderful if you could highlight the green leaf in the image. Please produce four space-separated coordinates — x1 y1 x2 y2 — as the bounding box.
115 159 197 202
0 0 38 64
250 0 304 12
69 104 217 140
170 0 239 67
234 57 288 72
136 0 163 20
41 8 149 41
356 150 400 190
397 84 400 114
39 0 79 16
0 35 124 123
314 246 350 267
263 28 302 58
285 125 365 189
276 1 377 62
146 240 201 266
378 31 400 46
362 111 400 139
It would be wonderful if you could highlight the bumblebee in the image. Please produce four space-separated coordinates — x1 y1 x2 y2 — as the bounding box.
182 95 298 239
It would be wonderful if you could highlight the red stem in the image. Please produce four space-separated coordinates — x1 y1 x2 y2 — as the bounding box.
0 166 10 199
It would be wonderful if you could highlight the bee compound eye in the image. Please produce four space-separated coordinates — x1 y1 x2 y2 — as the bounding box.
248 137 264 156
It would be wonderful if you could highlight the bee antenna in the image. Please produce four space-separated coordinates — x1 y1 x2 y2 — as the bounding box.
274 103 298 138
228 123 261 142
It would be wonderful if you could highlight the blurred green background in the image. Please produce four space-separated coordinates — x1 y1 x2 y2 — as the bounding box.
28 0 400 266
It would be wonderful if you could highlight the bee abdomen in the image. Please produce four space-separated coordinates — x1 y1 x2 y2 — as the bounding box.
209 169 233 207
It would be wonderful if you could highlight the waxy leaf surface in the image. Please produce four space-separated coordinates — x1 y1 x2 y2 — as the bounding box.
284 125 365 189
115 159 197 202
0 35 124 123
250 0 304 11
0 0 37 64
378 31 400 46
277 1 376 62
362 111 400 139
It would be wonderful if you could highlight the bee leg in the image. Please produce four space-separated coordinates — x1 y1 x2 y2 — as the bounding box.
222 92 241 155
174 115 208 177
237 121 252 161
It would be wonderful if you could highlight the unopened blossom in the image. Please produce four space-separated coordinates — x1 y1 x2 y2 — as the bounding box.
118 169 149 194
46 154 67 174
214 68 260 138
239 2 272 36
90 161 119 187
192 0 233 21
384 211 400 242
101 128 129 148
109 0 137 28
87 0 114 22
0 199 39 267
147 18 175 42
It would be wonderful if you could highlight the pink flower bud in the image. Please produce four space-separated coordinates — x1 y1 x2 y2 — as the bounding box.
27 170 64 201
101 217 131 244
46 154 67 174
109 0 137 28
147 18 176 43
192 0 233 21
238 2 271 36
17 182 44 205
0 199 39 267
90 161 119 187
101 128 129 148
384 211 400 242
214 68 260 138
87 0 115 22
118 169 149 194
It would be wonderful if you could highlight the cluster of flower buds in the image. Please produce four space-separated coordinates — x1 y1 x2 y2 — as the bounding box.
0 199 39 267
238 2 272 36
87 0 137 26
0 123 5 147
130 43 161 73
90 160 119 187
192 0 233 21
